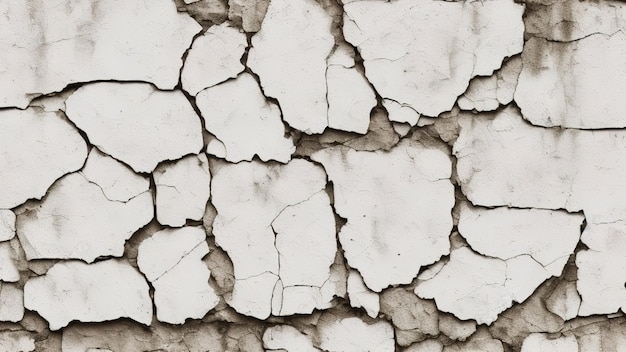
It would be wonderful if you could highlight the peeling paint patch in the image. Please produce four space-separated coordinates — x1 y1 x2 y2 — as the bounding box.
0 0 201 108
210 159 337 318
65 82 204 173
154 154 211 227
0 109 87 209
137 226 219 324
196 73 295 163
343 0 524 117
312 139 454 292
24 259 152 330
16 173 153 262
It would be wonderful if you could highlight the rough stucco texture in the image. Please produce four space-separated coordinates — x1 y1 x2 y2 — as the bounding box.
1 0 625 351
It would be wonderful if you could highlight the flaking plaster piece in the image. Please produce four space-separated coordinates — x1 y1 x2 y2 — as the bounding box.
457 57 522 112
416 205 581 324
458 203 583 276
263 325 319 352
0 283 24 322
0 242 20 283
342 0 524 117
181 23 247 96
0 210 16 241
196 73 295 163
576 222 626 316
24 259 152 330
416 247 527 325
516 33 626 129
16 173 153 262
137 227 219 324
383 99 420 126
326 44 377 134
153 154 211 227
247 0 334 134
454 106 626 225
520 333 578 352
211 159 337 319
81 148 150 203
317 316 394 352
347 270 379 318
312 139 454 292
65 82 204 173
0 108 87 209
0 0 201 108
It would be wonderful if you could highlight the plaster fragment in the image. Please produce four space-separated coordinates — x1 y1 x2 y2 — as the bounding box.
521 333 578 352
263 325 319 352
415 247 515 325
0 109 87 209
454 106 626 224
0 284 24 323
0 242 20 283
137 227 219 324
458 75 499 112
154 154 211 227
0 211 16 242
383 99 420 126
312 139 453 292
16 173 153 262
24 259 152 330
65 82 203 173
347 270 379 318
458 203 583 272
417 205 580 324
327 44 377 134
343 0 524 117
196 73 295 163
82 148 150 202
228 0 270 32
0 0 201 108
211 159 337 319
577 222 626 316
392 122 412 137
516 33 626 129
181 23 247 96
248 0 334 134
317 316 394 352
457 56 522 112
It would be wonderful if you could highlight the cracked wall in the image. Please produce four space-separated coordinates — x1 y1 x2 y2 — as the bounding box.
0 0 625 351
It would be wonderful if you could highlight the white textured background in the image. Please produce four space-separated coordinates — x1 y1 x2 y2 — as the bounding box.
0 0 624 351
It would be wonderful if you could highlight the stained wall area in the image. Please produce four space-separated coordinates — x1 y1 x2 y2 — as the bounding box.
0 0 625 351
